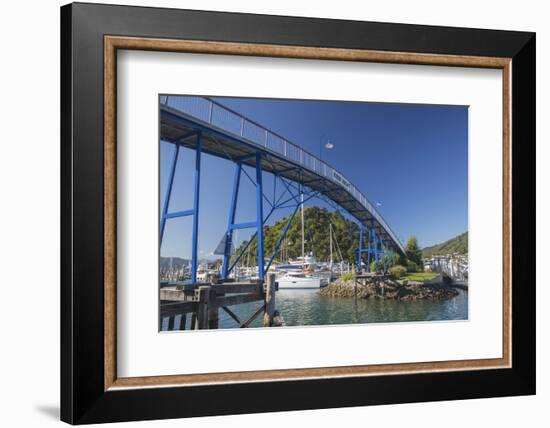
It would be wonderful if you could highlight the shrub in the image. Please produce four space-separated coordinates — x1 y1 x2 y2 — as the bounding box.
406 260 418 272
341 272 354 282
370 260 378 273
389 265 407 279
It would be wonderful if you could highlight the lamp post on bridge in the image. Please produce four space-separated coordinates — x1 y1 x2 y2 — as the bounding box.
319 135 334 161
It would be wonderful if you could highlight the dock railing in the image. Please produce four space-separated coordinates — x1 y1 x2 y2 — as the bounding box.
160 273 281 330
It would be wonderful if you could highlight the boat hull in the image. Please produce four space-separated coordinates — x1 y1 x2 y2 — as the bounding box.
278 276 323 289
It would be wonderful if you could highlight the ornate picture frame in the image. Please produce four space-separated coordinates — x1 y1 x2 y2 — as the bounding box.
61 3 535 424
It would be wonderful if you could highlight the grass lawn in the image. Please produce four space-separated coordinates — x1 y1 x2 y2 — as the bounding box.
400 272 439 282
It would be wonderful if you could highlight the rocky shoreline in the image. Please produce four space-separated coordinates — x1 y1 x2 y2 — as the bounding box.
320 275 459 301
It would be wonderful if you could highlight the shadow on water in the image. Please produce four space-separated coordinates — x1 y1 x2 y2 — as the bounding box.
218 289 468 329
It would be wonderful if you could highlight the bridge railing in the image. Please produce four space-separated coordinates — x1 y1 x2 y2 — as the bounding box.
161 95 403 252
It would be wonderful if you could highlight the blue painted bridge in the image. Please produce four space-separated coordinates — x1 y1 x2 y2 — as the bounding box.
160 96 405 283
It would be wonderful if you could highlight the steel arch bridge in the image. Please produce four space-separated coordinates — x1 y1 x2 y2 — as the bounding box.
160 95 405 283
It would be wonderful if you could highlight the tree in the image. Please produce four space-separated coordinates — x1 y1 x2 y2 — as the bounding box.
405 235 423 271
397 253 408 267
230 206 361 267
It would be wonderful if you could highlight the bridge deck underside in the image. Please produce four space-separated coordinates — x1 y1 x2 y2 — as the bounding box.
161 106 404 255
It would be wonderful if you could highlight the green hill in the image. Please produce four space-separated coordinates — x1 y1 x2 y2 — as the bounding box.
422 232 468 258
232 206 360 265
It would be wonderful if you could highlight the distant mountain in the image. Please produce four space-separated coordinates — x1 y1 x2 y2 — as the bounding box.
422 232 468 258
160 256 190 270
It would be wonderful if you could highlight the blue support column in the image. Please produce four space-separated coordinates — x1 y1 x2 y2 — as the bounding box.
372 227 379 271
366 229 372 272
358 223 364 272
380 235 386 272
387 242 391 267
160 143 180 243
256 153 265 280
264 202 301 273
190 133 202 284
391 243 396 266
221 162 242 279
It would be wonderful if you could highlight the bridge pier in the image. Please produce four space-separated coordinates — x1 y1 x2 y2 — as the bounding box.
255 153 265 280
358 223 363 271
159 132 202 284
221 162 242 280
372 227 379 272
190 133 202 283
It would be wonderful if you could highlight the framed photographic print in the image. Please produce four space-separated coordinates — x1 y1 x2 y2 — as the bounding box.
60 2 535 424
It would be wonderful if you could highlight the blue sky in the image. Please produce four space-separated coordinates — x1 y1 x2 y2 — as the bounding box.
160 96 468 259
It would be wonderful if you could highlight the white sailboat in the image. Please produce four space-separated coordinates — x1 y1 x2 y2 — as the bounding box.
277 194 327 289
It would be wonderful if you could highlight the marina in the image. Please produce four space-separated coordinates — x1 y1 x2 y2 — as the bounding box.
160 274 468 331
159 95 469 331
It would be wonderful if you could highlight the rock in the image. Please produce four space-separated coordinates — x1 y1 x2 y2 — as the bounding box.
319 276 459 301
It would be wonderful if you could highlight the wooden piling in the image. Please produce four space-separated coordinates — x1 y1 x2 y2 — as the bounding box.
208 287 219 329
160 279 274 330
272 310 286 327
196 285 210 329
180 314 187 330
168 316 175 331
263 273 276 327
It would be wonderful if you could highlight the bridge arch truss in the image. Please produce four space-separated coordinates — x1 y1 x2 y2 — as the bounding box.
159 96 405 283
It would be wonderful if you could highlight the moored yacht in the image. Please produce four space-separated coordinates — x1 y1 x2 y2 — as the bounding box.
277 271 324 289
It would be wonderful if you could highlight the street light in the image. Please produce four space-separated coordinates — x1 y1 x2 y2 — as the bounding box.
319 135 334 161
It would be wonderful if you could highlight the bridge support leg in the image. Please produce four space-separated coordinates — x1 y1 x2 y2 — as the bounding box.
256 153 265 280
264 202 301 273
358 224 364 273
160 143 180 243
372 227 379 272
366 229 372 272
190 133 202 284
380 235 386 273
221 163 242 280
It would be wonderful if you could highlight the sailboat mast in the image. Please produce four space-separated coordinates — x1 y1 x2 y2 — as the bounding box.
301 192 305 259
329 223 333 267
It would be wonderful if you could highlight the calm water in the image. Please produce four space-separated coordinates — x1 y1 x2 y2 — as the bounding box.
216 288 468 329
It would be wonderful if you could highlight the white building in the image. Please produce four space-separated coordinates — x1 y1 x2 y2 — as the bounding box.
424 253 468 281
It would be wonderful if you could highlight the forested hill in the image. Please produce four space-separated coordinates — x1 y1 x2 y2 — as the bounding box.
422 232 468 258
232 206 360 265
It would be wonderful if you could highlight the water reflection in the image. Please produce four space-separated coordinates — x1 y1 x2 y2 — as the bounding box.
217 289 468 329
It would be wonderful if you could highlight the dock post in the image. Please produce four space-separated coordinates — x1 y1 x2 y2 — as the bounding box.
208 287 219 329
167 316 175 331
263 273 276 327
196 285 210 329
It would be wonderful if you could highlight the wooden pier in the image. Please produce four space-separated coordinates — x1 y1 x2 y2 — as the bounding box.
160 273 285 330
353 272 390 296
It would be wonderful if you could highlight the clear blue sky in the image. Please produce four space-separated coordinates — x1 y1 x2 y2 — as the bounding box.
160 96 468 260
